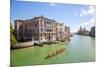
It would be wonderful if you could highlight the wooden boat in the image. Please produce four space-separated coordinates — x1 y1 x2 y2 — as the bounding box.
45 48 65 59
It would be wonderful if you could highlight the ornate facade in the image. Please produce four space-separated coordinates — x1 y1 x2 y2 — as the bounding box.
14 16 70 42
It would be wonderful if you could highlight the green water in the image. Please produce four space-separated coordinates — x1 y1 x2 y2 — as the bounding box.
11 35 95 66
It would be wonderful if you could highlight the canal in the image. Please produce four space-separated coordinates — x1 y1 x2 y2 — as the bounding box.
11 35 95 66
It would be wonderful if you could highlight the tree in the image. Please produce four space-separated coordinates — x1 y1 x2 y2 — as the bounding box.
89 26 95 37
10 35 16 47
10 23 16 47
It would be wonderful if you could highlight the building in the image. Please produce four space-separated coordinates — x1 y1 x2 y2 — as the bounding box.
14 16 70 42
64 26 70 40
56 23 70 41
77 26 89 35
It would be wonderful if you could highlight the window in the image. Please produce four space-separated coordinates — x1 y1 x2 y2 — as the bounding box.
29 29 31 32
41 28 43 32
41 20 42 24
19 26 23 32
47 29 52 32
35 24 38 27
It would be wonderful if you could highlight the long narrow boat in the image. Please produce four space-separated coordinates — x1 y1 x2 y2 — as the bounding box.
45 48 65 59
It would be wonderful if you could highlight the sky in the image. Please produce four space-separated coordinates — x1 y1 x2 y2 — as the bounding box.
10 0 96 33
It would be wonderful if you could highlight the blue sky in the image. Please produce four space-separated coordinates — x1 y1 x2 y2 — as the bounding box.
11 0 96 32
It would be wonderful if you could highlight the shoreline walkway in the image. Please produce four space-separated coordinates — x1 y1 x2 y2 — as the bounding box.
11 41 33 49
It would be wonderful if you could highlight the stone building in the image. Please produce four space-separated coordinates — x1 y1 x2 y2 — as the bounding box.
14 16 70 42
77 26 89 35
56 23 70 41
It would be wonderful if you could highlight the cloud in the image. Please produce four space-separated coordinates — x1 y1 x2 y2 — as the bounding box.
80 5 96 27
80 5 95 17
49 3 57 6
81 17 96 26
48 3 60 8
